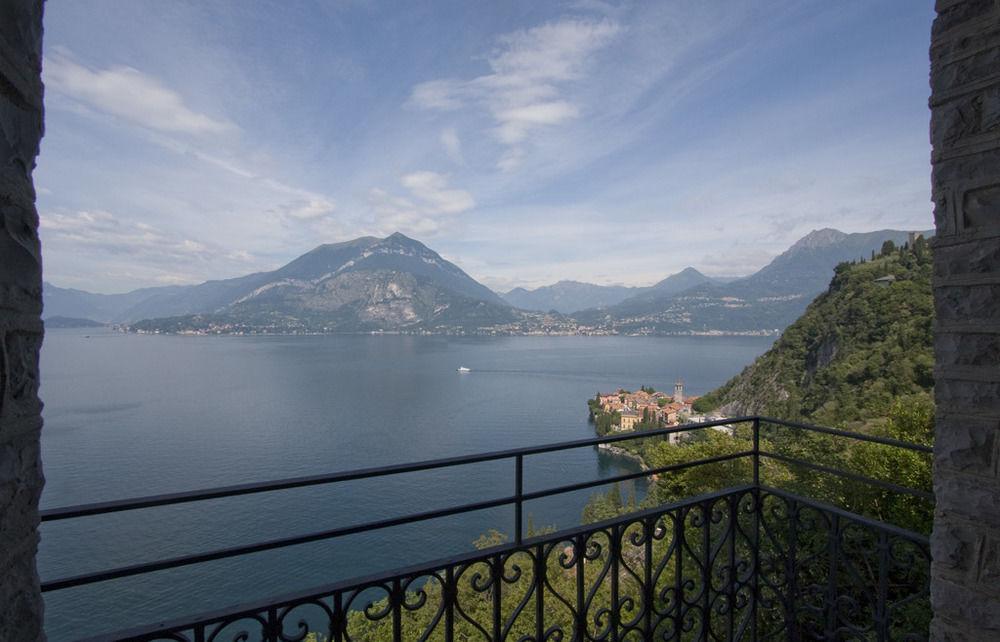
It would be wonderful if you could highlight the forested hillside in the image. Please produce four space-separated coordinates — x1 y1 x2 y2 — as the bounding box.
591 237 935 535
693 236 934 428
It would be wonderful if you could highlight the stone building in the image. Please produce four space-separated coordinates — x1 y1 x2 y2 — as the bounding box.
0 1 998 639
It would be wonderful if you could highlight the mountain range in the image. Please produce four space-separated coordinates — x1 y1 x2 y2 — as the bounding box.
47 234 518 333
693 236 934 428
571 228 932 334
501 267 720 314
44 228 931 335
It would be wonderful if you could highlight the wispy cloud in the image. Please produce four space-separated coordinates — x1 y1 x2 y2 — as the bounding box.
272 197 337 221
40 209 250 268
400 171 474 214
37 1 934 293
440 128 463 164
410 18 620 169
44 50 236 135
367 172 475 237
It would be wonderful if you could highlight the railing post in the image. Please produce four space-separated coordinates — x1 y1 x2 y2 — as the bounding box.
515 454 524 544
752 417 761 488
752 416 761 639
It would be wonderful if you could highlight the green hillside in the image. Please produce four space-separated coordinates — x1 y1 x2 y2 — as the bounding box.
600 238 937 537
694 237 934 428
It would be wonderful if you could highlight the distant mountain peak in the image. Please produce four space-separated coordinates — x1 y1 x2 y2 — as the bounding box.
676 267 705 276
384 231 415 242
648 267 712 293
790 229 848 250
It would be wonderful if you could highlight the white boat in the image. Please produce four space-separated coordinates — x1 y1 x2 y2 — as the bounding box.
457 366 471 373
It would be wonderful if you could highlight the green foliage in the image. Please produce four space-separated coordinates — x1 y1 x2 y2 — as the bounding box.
593 410 621 436
691 391 721 413
472 529 509 550
585 242 936 535
698 242 934 428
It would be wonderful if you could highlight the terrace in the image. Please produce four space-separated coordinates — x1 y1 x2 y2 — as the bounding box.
41 417 932 640
2 2 999 640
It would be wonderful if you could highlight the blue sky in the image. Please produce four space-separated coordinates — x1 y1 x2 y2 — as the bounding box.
37 1 935 294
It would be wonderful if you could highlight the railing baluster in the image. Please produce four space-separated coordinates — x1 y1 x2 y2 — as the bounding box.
728 494 736 640
786 498 799 641
644 516 653 637
611 523 621 642
492 555 502 642
535 542 545 642
752 417 761 487
333 592 344 642
876 530 889 642
392 578 402 642
675 510 684 639
445 566 455 642
267 606 278 642
825 514 840 639
702 502 711 642
515 454 524 545
576 533 586 641
751 488 760 642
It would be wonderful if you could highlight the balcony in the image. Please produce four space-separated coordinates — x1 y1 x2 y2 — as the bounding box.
41 417 932 641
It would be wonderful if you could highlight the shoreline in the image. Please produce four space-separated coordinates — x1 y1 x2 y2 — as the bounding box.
596 443 659 481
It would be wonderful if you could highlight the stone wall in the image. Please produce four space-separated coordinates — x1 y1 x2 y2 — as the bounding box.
0 0 45 640
929 1 1000 639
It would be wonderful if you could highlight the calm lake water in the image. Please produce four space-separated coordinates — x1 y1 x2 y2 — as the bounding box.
38 330 772 640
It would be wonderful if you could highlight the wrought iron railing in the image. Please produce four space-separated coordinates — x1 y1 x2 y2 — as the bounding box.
40 417 933 641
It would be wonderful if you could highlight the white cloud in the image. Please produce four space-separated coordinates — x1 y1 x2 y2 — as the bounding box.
367 188 440 237
44 51 236 135
41 209 228 265
39 208 268 291
495 101 579 143
440 128 463 164
400 171 474 214
411 80 465 110
367 172 475 237
410 18 620 169
273 197 336 221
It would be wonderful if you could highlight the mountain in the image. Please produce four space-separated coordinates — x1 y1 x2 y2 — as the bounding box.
47 227 934 336
501 281 639 314
501 268 715 314
692 237 934 426
649 267 716 295
54 233 522 333
574 228 931 334
42 283 190 323
43 316 105 328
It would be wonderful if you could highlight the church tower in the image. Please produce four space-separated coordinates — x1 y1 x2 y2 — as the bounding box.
673 379 684 404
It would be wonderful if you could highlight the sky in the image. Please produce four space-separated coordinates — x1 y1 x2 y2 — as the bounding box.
36 0 936 294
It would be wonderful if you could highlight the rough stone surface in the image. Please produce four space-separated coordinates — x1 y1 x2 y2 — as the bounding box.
0 1 45 640
930 1 1000 638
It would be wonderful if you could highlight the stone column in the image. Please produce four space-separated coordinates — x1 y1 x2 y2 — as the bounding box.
0 0 46 640
929 1 1000 639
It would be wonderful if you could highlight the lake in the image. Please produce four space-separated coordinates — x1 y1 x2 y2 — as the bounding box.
38 330 773 640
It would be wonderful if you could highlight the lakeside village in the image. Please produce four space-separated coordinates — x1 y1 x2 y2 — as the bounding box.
587 381 735 458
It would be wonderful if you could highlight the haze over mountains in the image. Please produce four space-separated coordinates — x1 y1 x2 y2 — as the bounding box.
571 228 932 334
501 268 720 314
47 233 518 332
45 228 930 335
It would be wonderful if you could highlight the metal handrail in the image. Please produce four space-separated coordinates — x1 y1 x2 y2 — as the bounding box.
39 415 933 594
40 415 753 522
